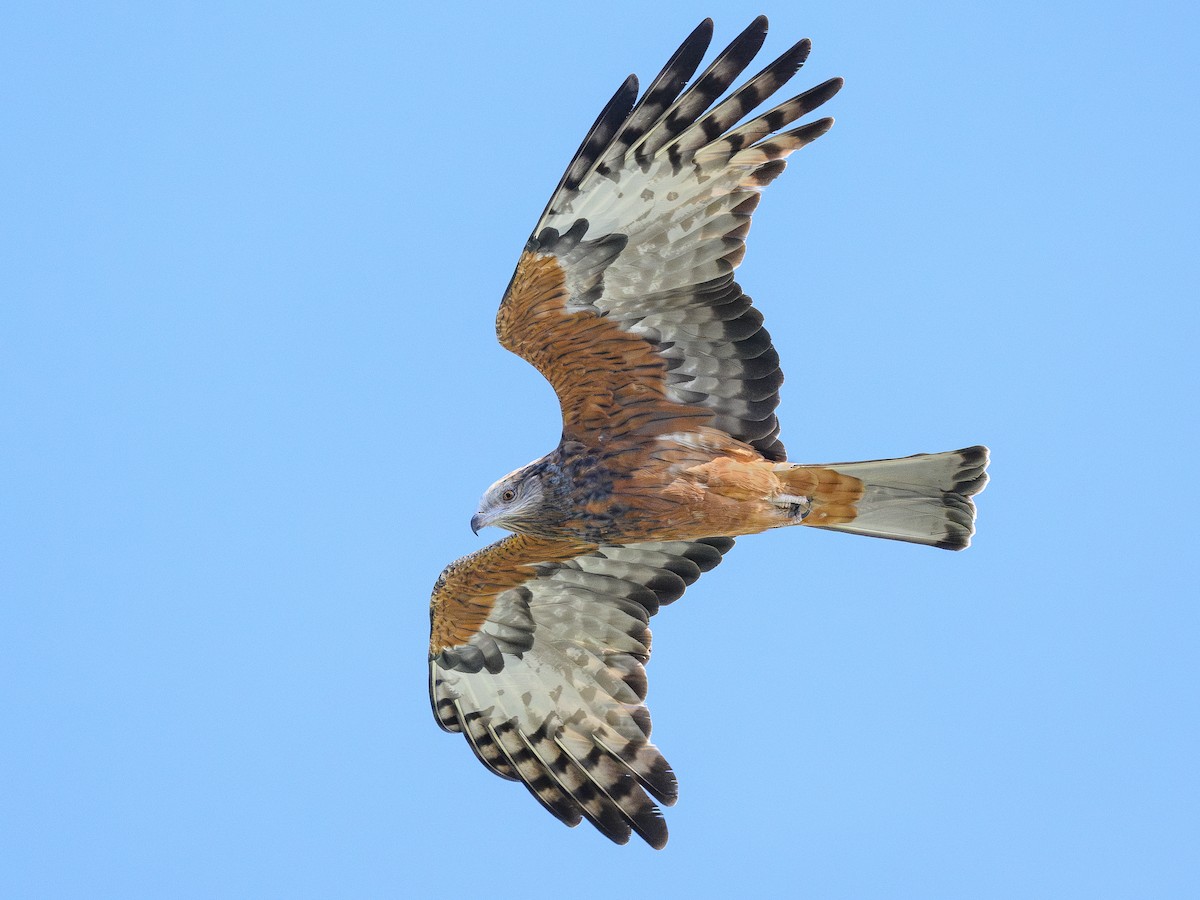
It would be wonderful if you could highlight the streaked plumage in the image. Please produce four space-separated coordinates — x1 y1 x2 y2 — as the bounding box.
428 17 989 848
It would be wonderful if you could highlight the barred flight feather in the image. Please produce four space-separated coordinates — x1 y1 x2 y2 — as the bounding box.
588 21 714 195
664 38 813 159
496 15 843 462
430 536 736 848
428 17 990 851
630 16 769 165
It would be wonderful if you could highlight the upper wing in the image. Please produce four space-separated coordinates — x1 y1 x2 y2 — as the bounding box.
497 17 842 461
429 532 735 848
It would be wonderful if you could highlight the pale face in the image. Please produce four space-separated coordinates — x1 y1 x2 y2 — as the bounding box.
471 466 546 534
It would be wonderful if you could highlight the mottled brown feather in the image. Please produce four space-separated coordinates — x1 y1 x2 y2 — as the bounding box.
497 252 713 449
429 534 592 654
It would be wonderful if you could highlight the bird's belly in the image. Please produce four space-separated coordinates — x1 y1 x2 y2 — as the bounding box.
560 455 793 544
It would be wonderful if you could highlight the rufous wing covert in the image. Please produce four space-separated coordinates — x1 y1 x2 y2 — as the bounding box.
427 17 989 848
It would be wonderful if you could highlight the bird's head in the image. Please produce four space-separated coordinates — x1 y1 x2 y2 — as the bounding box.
471 464 550 535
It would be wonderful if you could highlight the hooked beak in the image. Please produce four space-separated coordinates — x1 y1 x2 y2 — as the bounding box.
470 512 485 535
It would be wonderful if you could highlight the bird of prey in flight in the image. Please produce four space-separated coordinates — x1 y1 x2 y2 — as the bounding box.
428 16 989 848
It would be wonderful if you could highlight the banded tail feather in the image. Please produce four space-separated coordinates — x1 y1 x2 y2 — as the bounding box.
431 14 991 850
780 446 990 550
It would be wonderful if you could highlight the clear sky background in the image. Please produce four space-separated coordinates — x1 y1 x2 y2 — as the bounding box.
3 2 1197 897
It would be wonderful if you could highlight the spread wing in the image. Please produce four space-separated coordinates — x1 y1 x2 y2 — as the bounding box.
497 17 843 461
428 532 735 848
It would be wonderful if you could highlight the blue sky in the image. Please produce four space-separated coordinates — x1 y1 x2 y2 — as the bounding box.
2 1 1197 897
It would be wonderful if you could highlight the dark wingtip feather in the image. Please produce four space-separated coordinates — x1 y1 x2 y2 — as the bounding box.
758 115 836 153
805 115 836 138
815 75 845 104
732 14 770 61
660 14 773 152
540 74 639 220
641 813 670 850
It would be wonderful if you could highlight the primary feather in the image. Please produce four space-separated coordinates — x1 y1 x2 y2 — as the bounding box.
427 18 989 849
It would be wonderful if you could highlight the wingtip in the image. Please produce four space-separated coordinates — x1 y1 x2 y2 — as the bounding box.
730 15 769 52
777 37 813 74
812 115 836 135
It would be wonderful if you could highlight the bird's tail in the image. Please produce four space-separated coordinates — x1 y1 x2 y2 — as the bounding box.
775 446 990 550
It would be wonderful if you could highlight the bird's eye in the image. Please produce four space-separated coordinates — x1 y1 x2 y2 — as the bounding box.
500 489 516 503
